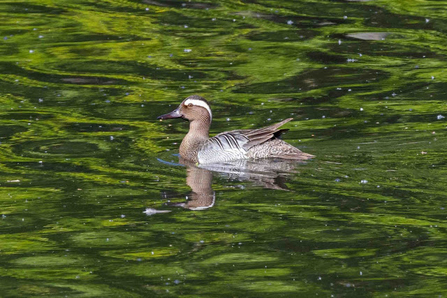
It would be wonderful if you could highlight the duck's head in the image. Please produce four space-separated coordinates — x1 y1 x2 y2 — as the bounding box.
157 95 212 123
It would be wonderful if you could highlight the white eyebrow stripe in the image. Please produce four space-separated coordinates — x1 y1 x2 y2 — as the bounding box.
184 99 212 121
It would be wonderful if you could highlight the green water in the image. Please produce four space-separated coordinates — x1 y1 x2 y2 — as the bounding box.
1 0 447 297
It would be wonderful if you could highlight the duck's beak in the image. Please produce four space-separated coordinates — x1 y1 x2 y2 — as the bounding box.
157 107 182 120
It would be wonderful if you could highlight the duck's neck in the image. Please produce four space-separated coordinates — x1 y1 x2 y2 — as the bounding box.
179 119 210 162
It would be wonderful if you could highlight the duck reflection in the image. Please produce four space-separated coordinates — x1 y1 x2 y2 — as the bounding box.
166 158 216 210
158 157 306 211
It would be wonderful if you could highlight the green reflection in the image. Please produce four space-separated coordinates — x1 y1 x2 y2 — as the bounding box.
1 0 447 297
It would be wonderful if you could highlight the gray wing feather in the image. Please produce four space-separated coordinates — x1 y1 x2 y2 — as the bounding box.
197 132 249 164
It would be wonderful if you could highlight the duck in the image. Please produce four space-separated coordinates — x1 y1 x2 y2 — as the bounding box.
157 95 314 164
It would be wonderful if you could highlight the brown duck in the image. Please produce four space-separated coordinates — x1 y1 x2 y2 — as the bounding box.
157 95 314 164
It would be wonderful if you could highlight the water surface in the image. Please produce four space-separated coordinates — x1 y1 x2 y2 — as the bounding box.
1 0 447 297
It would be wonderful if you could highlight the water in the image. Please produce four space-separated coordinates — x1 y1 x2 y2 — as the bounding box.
1 0 447 297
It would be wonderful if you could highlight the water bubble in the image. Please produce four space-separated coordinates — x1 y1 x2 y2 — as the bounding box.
360 180 368 184
29 49 34 53
287 20 293 25
437 115 445 120
184 49 192 53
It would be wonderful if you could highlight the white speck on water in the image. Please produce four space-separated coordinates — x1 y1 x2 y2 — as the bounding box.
106 238 109 242
29 50 34 53
431 76 435 80
143 208 171 215
377 185 381 188
357 146 361 149
344 16 347 19
334 178 341 182
212 18 216 21
184 25 188 28
392 92 397 97
39 160 43 164
437 115 445 120
38 35 44 38
110 136 114 141
360 180 368 184
426 18 430 23
360 271 363 276
318 276 322 280
151 251 154 255
322 115 326 118
348 89 352 91
287 20 293 25
184 49 192 53
199 240 205 243
121 214 125 218
360 107 364 111
359 53 362 57
226 118 230 121
233 19 236 22
338 39 342 45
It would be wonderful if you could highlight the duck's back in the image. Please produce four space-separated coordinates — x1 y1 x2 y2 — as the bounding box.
196 118 313 164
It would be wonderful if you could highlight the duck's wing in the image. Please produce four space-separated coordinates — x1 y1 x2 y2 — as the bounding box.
198 118 294 163
197 131 249 163
234 118 293 150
